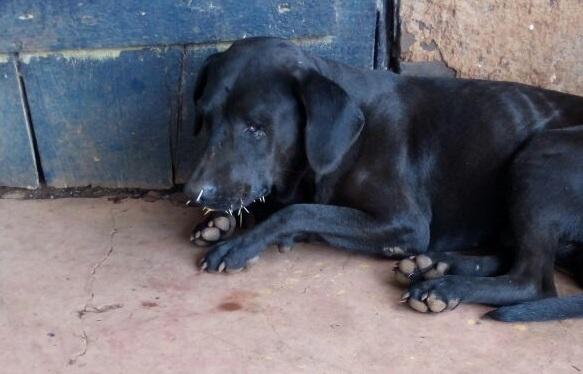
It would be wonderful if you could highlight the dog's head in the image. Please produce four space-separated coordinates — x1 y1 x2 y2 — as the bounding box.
184 37 364 210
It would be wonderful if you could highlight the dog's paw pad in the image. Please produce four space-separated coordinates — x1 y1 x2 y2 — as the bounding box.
191 214 236 247
213 216 232 231
199 255 260 273
426 293 447 312
201 227 221 241
408 297 429 313
398 258 417 274
402 291 459 314
423 261 450 279
393 255 449 286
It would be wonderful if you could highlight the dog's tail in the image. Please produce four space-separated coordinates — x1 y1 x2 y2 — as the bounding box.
487 294 583 322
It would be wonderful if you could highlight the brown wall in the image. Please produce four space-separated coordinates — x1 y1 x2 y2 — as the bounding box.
399 0 583 96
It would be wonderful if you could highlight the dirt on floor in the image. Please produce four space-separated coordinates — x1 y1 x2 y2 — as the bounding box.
0 197 582 373
0 185 187 203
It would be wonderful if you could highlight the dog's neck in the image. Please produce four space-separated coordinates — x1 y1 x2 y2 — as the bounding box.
311 55 398 111
274 167 314 205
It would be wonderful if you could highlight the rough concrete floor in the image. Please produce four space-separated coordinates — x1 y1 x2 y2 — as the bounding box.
1 198 582 374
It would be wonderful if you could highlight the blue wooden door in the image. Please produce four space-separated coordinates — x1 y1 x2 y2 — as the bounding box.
0 0 380 188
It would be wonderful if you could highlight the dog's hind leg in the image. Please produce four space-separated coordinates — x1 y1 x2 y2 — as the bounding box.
403 126 583 316
556 242 583 287
401 229 558 314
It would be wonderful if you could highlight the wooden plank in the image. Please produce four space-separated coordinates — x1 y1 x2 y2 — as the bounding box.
303 0 377 68
0 54 39 188
20 47 181 188
0 0 334 53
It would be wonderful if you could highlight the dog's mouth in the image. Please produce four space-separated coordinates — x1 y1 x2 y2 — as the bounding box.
185 187 270 216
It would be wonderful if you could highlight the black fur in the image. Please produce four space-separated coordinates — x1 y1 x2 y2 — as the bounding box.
184 37 583 322
488 295 583 322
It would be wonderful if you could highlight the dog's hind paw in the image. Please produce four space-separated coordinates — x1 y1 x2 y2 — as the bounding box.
401 275 467 313
401 290 460 313
190 213 236 247
393 255 450 286
400 277 462 313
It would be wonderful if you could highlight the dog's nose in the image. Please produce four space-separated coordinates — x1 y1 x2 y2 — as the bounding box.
184 182 218 204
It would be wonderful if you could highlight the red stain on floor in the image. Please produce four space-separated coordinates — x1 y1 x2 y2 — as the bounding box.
216 290 259 312
217 302 243 311
141 301 159 308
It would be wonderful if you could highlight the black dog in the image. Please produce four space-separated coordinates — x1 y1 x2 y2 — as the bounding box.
184 37 583 322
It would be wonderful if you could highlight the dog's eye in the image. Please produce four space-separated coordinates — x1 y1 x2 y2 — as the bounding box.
244 122 266 138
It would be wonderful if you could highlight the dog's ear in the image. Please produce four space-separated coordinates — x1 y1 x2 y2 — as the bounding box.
299 71 364 176
193 54 219 136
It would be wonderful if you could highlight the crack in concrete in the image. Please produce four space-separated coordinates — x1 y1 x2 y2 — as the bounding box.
67 330 88 365
81 207 119 313
77 303 124 318
69 208 121 365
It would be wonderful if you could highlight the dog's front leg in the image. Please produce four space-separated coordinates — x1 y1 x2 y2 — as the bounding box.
199 203 429 272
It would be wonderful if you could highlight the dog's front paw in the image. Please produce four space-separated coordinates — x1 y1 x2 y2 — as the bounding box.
198 237 263 273
400 276 462 313
393 255 450 286
190 212 237 247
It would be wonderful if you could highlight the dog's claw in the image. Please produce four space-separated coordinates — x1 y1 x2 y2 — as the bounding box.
218 262 226 272
408 298 429 313
200 261 208 271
